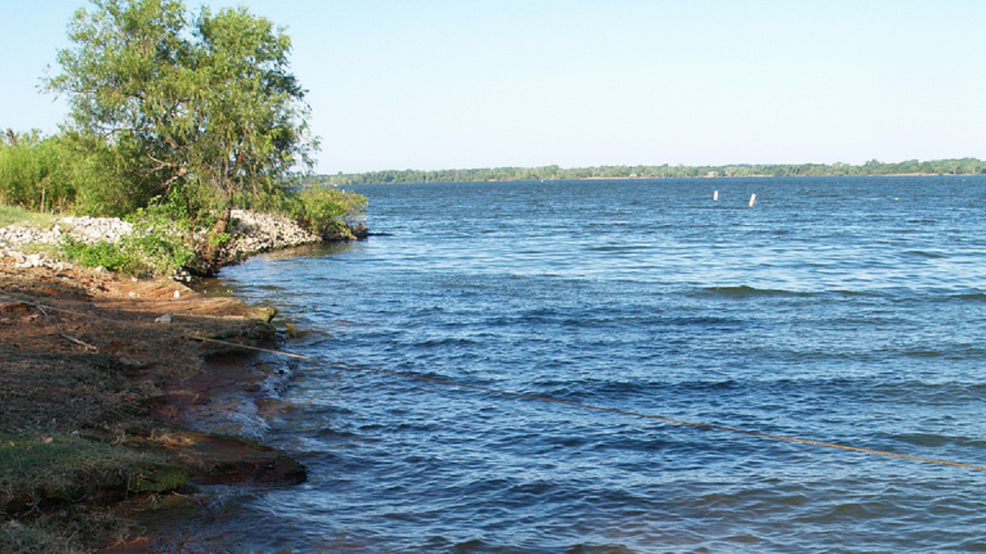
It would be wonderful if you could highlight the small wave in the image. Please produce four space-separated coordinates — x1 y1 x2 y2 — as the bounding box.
450 539 637 554
663 315 746 328
902 345 986 360
903 249 946 259
411 337 478 348
693 285 813 299
951 292 986 302
586 244 654 253
831 289 882 298
876 432 976 449
826 379 986 405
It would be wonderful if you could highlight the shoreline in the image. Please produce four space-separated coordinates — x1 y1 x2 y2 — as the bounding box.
339 172 973 186
0 216 351 552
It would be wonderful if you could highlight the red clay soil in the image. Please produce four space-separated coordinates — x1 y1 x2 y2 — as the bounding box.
0 255 305 550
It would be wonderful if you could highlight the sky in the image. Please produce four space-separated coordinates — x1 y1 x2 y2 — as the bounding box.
3 1 986 174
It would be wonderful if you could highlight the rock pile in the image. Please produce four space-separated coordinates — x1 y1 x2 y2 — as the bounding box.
224 209 321 261
0 216 141 269
61 216 135 244
0 216 134 251
0 209 331 273
0 224 65 248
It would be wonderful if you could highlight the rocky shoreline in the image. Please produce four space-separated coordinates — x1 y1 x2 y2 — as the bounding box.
0 209 325 271
0 212 356 552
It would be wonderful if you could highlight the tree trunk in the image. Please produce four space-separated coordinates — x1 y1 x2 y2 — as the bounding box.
198 205 232 275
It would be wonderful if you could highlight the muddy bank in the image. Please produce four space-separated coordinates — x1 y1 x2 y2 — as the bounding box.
0 256 307 552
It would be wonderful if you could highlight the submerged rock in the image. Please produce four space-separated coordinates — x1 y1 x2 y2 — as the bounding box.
141 430 307 486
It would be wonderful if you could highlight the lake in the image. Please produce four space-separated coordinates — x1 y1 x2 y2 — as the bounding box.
156 176 986 552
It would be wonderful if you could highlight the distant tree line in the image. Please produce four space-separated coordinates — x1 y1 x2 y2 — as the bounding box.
319 158 986 185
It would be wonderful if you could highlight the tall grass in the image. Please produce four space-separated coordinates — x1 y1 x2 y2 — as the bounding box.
0 205 58 227
0 130 135 217
0 130 70 213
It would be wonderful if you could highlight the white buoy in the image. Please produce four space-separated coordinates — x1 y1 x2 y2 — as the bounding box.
749 193 757 207
713 190 719 201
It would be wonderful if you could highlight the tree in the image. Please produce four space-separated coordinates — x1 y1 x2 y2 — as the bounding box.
45 0 316 260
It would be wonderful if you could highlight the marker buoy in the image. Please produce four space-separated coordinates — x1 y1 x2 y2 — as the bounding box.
749 194 757 207
713 190 719 201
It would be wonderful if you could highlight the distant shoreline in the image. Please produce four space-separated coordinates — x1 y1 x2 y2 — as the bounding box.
320 159 986 186
328 172 978 186
578 172 955 180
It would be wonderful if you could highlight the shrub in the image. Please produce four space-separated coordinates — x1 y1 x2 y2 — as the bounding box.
289 185 367 240
58 133 143 218
61 234 193 278
60 239 132 272
60 208 195 277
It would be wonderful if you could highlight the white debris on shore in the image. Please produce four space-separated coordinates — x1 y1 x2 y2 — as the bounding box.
226 209 321 259
0 215 136 254
62 216 136 244
0 209 322 271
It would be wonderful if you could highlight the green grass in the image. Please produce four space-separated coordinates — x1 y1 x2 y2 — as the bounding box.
59 229 194 278
0 522 89 554
0 205 57 228
0 433 188 552
0 203 194 277
0 434 187 510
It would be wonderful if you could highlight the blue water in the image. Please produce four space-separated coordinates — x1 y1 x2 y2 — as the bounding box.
161 177 986 552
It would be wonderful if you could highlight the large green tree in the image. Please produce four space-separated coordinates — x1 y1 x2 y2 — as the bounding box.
45 0 316 245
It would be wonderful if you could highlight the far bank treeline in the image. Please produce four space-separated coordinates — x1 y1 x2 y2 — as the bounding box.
322 158 986 185
0 0 365 276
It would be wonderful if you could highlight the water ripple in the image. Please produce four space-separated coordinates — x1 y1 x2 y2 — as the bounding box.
175 176 986 553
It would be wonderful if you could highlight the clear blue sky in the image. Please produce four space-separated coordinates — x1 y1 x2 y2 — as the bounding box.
3 1 986 174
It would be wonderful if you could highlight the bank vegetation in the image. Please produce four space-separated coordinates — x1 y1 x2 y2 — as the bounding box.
1 0 365 278
0 0 360 551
